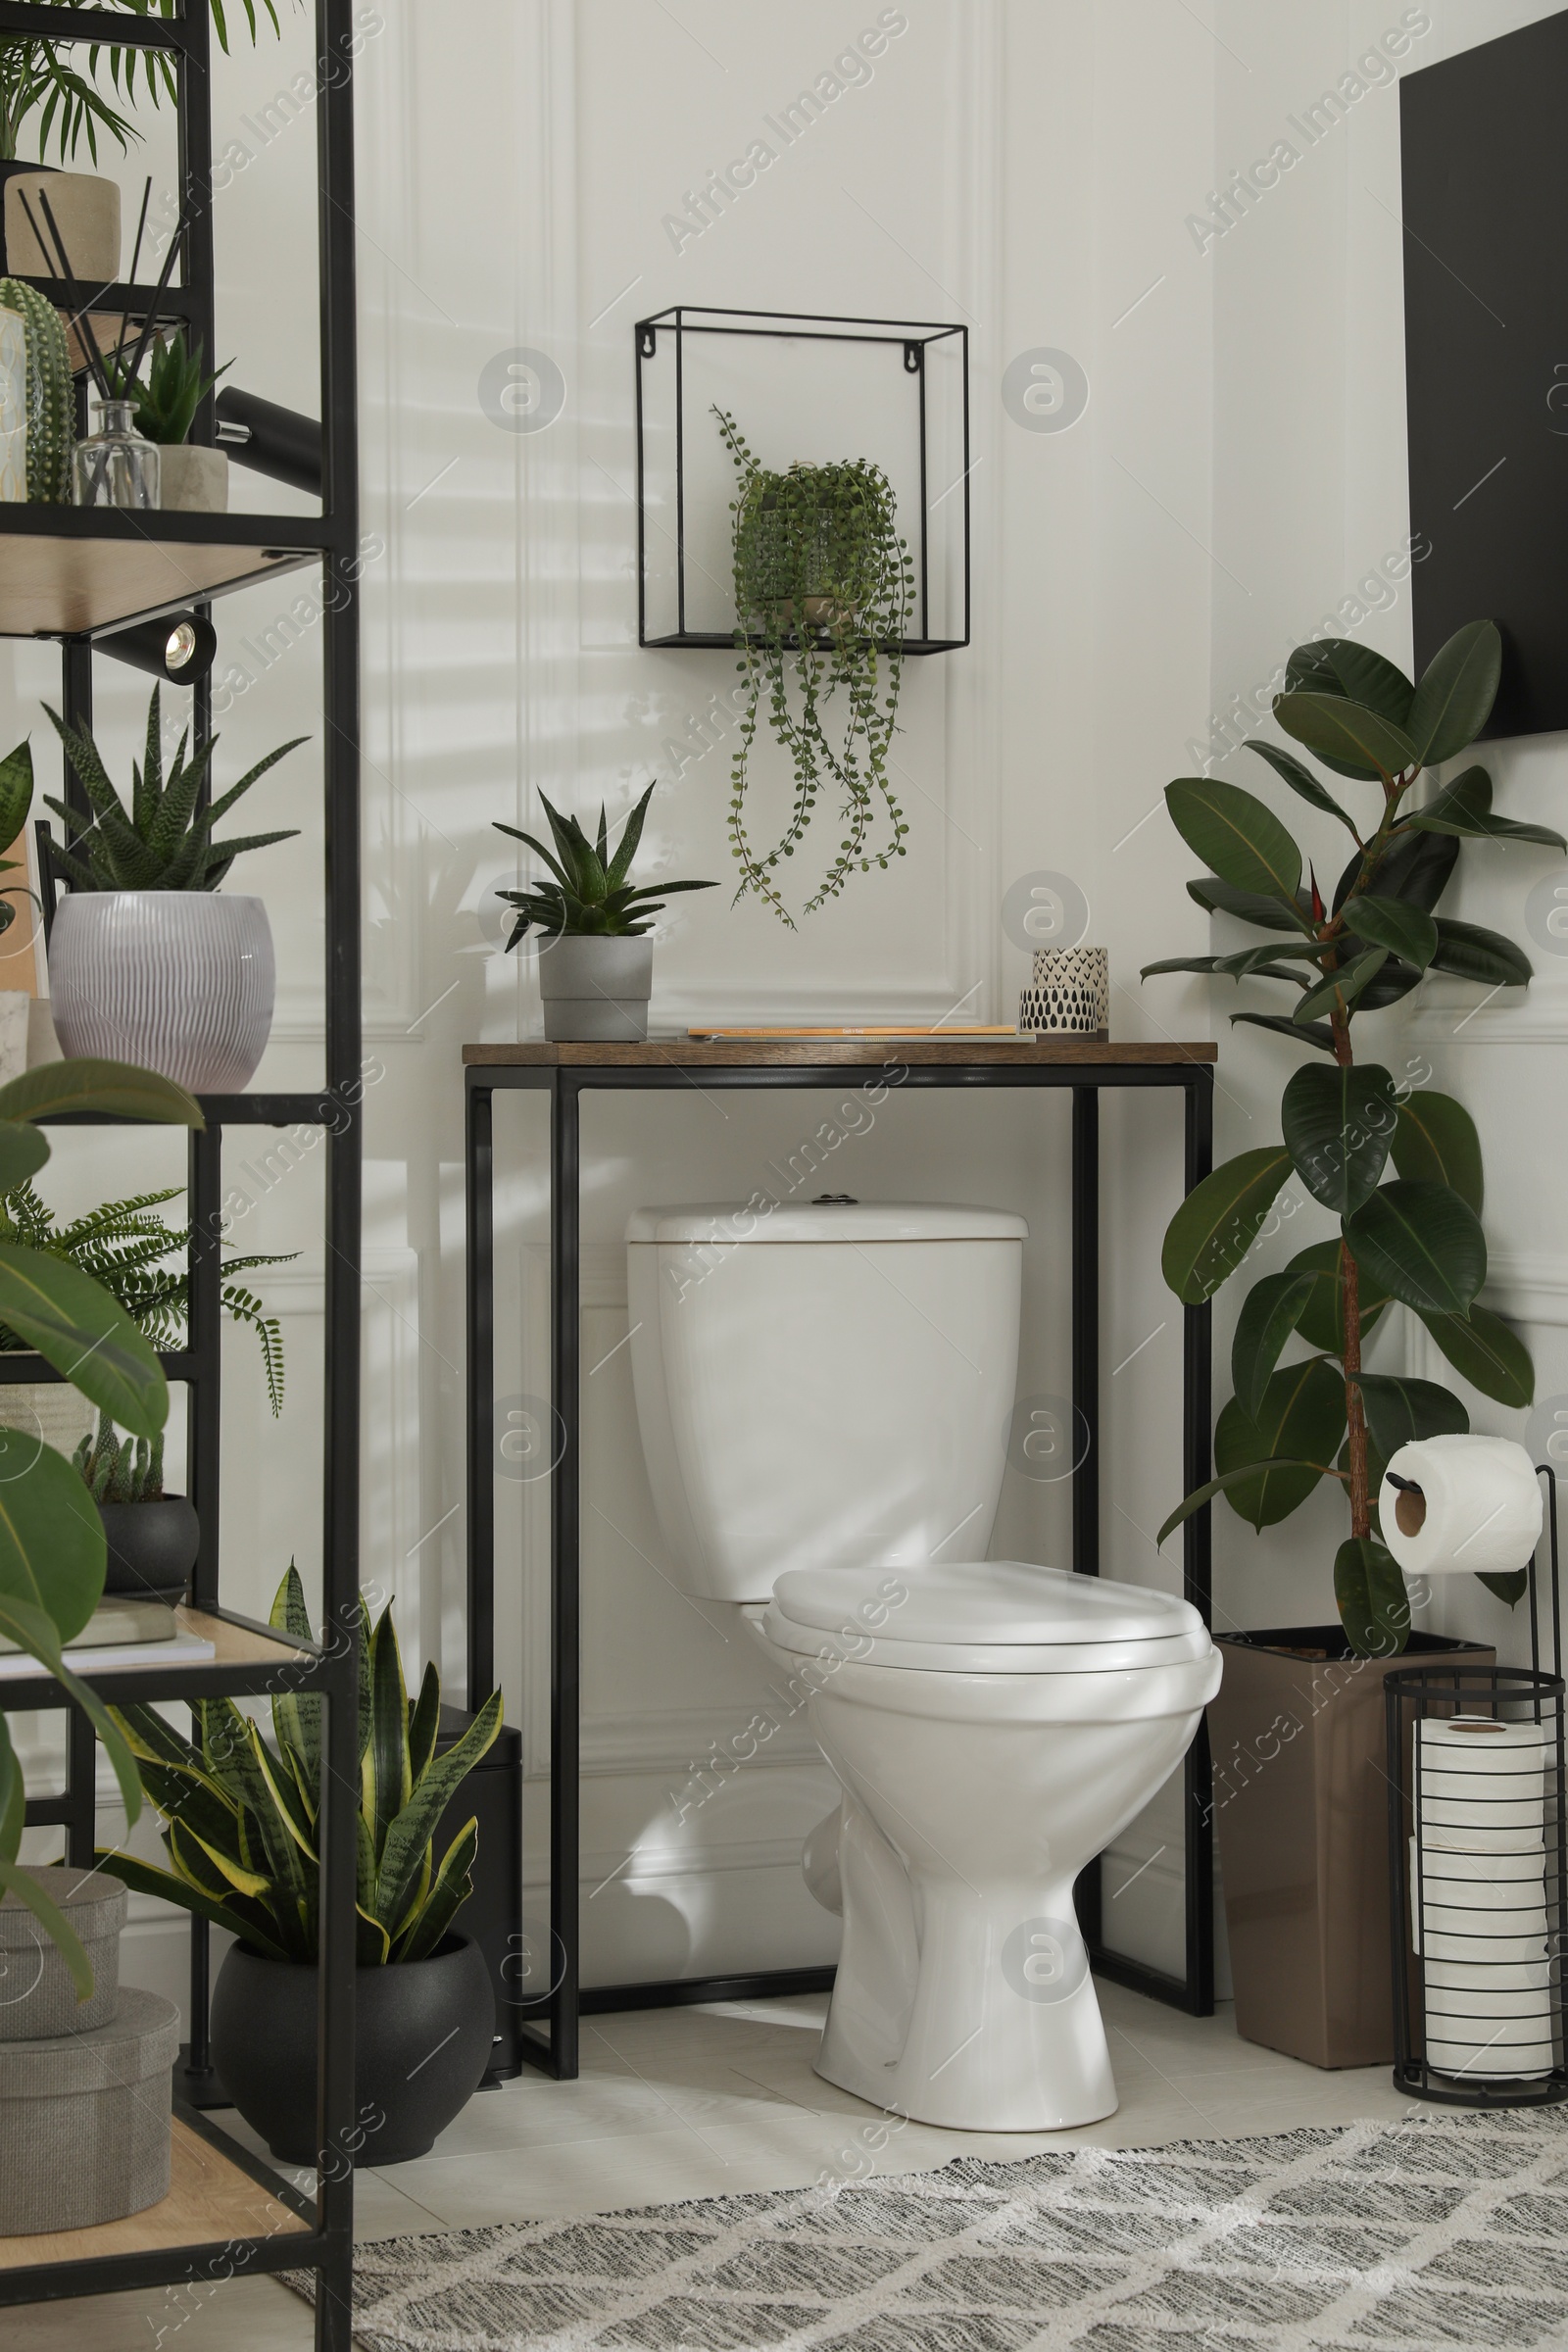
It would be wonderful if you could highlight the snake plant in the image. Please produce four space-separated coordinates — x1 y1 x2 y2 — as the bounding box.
102 1564 503 1966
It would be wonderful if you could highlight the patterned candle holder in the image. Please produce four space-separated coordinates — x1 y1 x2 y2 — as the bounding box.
1018 946 1109 1039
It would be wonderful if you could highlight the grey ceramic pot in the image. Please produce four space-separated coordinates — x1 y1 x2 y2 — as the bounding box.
99 1494 200 1604
210 1934 495 2166
48 892 275 1091
537 935 653 1042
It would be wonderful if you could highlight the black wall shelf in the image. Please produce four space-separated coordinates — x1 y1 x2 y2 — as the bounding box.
635 304 970 656
0 2 364 2345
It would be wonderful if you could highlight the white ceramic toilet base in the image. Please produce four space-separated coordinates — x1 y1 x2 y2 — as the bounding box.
815 1807 1117 2132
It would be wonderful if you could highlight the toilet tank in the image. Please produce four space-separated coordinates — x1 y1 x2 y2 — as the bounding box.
626 1200 1026 1604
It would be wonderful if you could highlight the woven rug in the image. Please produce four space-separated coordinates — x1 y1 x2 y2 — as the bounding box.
289 2108 1568 2351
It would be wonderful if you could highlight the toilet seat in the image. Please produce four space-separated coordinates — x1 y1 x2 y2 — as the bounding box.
764 1557 1210 1675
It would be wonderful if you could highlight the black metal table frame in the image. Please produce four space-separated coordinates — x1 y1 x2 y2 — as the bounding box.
466 1054 1214 2082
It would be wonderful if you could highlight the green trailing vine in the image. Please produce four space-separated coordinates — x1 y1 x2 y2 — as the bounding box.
714 406 913 926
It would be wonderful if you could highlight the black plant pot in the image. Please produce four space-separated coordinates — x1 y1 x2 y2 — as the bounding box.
99 1495 200 1605
209 1935 495 2166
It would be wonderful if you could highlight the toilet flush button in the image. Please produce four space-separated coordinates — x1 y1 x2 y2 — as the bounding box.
1001 1916 1088 2005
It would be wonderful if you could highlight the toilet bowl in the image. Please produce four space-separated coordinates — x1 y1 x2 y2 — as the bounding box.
626 1197 1220 2131
762 1558 1220 2130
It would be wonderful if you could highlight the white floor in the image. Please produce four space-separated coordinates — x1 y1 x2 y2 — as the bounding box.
10 1981 1420 2350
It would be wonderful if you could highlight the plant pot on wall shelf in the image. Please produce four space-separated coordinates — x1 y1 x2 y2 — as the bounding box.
0 166 123 368
157 443 227 513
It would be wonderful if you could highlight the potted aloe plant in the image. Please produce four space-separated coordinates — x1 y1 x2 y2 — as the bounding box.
103 1567 503 2165
106 328 230 511
494 777 715 1041
714 405 913 926
1142 617 1560 2066
37 683 303 1089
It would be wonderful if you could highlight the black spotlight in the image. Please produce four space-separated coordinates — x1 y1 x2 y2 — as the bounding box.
215 387 322 498
97 611 219 685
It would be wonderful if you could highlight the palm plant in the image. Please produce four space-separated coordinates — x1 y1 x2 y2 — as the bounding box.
0 1179 292 1414
494 779 715 948
41 683 303 892
0 0 280 164
102 1564 503 1966
0 1055 203 1991
1146 620 1562 1656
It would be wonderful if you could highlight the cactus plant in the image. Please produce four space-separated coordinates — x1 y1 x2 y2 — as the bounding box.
73 1409 164 1503
0 277 73 500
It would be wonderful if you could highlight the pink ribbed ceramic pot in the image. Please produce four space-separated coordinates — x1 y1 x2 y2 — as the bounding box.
47 893 275 1091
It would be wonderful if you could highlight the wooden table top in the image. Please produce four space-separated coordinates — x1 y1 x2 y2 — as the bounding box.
464 1038 1217 1068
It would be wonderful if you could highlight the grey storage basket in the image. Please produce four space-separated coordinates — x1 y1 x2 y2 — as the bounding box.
0 1865 125 2039
0 1984 179 2232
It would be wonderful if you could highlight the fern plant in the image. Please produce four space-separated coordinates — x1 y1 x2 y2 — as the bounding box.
0 1180 292 1414
101 1564 504 1967
41 683 303 892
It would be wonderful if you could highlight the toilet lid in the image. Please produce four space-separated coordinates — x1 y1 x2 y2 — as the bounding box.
625 1201 1027 1245
764 1560 1211 1675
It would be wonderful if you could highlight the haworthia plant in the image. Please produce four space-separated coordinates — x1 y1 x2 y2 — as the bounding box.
101 1564 503 1966
1144 620 1559 1656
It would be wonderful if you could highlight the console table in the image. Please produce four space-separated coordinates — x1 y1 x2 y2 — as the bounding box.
465 1037 1217 2080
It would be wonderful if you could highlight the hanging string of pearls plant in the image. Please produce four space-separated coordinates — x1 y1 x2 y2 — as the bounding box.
714 405 913 926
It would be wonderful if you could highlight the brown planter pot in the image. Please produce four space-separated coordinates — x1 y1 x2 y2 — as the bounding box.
1209 1624 1494 2069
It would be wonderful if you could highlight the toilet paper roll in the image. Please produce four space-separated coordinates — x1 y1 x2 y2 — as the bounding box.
1424 1956 1552 1994
1409 1839 1549 1958
1380 1436 1542 1578
1417 1717 1548 1851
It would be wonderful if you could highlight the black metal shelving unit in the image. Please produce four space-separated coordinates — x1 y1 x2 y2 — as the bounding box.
0 4 363 2344
465 1039 1216 2083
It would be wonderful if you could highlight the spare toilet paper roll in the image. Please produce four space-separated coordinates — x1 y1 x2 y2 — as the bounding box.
1408 1839 1550 1958
1380 1436 1542 1579
1417 1717 1548 1851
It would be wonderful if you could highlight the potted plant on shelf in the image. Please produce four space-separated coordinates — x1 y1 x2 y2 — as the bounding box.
37 682 304 1089
72 1410 197 1605
0 1054 202 2000
713 404 913 927
105 326 229 512
494 777 716 1041
1142 617 1561 2067
103 1565 504 2166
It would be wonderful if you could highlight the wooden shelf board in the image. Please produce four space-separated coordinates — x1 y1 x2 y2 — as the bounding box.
465 1037 1218 1068
172 1606 313 1670
0 533 318 639
0 2117 308 2271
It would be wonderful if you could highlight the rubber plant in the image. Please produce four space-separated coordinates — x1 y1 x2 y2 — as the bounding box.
102 1564 503 1965
1144 620 1561 1657
714 405 912 926
0 1055 204 1988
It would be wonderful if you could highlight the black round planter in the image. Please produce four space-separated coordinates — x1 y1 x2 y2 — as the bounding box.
99 1495 200 1604
209 1935 494 2166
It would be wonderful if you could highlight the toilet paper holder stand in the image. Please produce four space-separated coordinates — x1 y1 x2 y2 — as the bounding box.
1385 1464 1568 2108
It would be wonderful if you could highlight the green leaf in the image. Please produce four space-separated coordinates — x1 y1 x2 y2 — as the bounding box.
1401 764 1568 852
0 1247 167 1439
1355 1374 1468 1461
1294 950 1388 1024
1334 1534 1410 1657
1477 1570 1529 1609
90 1848 291 1963
1342 895 1439 972
0 1059 203 1130
0 739 34 853
0 1595 139 1829
1346 825 1458 917
367 1605 412 1863
1232 1270 1315 1424
1158 1146 1293 1305
0 1444 105 1642
0 1855 93 2002
1344 1180 1487 1316
1244 738 1359 833
1272 692 1419 780
0 1122 49 1193
1281 1061 1398 1215
1405 619 1501 767
1392 1092 1484 1213
1188 874 1311 934
1415 1302 1534 1409
1165 780 1302 906
409 1661 441 1789
1429 918 1532 989
1286 638 1415 725
1156 1459 1327 1546
1214 1358 1348 1529
1287 1238 1390 1354
1230 1011 1339 1055
395 1818 477 1963
371 1691 502 1940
